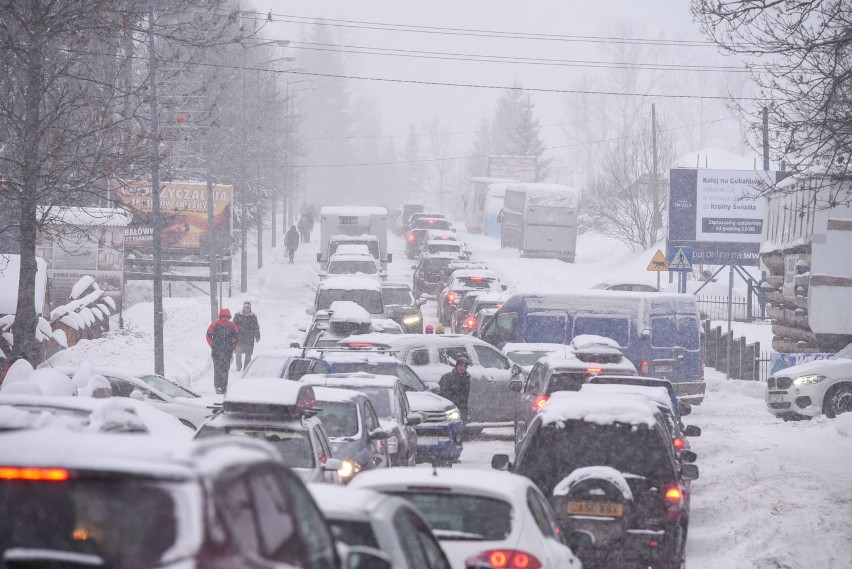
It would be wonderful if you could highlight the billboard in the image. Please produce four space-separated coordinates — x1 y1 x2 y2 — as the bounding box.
112 180 233 252
487 156 537 183
668 168 783 266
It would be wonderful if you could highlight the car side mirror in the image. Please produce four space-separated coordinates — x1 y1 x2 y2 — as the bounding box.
306 307 315 316
567 530 596 554
346 546 393 569
501 284 508 291
289 342 301 349
406 413 423 426
509 379 523 392
684 425 701 437
640 329 651 340
511 363 522 376
491 454 511 471
680 463 699 481
679 401 692 416
679 450 698 463
323 458 343 471
129 389 145 401
369 428 389 441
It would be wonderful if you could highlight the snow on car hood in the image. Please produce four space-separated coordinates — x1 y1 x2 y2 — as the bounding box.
407 391 455 412
773 356 852 378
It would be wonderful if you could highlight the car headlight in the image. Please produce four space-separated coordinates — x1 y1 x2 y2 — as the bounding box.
386 435 399 454
792 374 826 386
445 408 461 421
402 314 422 325
337 460 362 480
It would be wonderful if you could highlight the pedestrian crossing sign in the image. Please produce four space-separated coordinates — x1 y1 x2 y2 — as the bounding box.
668 247 693 271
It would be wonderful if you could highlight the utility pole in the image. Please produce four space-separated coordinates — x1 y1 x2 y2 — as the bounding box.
762 107 770 171
148 1 165 376
239 67 248 292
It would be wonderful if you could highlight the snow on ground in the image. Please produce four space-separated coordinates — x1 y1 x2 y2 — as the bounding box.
47 219 852 568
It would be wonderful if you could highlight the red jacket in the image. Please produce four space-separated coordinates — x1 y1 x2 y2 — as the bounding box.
206 318 240 354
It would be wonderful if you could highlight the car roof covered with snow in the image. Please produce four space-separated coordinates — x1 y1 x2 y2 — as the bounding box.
538 391 662 428
355 333 494 350
319 350 403 364
225 378 314 407
0 429 280 479
318 275 383 292
308 484 396 521
328 253 379 262
311 386 366 404
570 334 622 350
300 372 400 390
327 301 372 324
579 383 674 412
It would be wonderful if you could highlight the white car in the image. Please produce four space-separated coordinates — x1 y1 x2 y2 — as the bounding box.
310 485 452 569
766 343 852 419
502 342 572 374
53 367 221 429
321 253 386 281
350 467 582 569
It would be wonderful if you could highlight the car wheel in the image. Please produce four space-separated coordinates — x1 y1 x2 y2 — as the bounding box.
824 383 852 418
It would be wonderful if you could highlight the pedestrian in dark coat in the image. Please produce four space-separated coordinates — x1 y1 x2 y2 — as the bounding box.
439 356 471 422
284 225 300 263
297 215 311 243
233 301 261 371
206 308 240 394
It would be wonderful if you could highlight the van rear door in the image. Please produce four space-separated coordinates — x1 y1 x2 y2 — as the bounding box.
525 311 569 344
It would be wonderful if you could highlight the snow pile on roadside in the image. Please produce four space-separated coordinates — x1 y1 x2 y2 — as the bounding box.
833 413 852 438
703 374 765 400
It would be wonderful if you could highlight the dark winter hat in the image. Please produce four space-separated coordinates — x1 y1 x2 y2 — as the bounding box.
243 301 251 307
219 308 232 318
455 356 470 366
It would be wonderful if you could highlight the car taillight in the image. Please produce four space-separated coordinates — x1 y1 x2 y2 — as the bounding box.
664 485 684 520
465 317 476 329
428 218 436 224
0 467 70 481
673 437 685 451
533 395 549 410
466 550 542 569
447 292 457 303
586 367 602 375
639 359 650 376
407 233 415 242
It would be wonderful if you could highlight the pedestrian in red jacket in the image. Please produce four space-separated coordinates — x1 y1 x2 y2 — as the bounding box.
206 308 240 394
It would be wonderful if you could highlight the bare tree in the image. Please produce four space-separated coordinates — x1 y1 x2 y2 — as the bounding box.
582 113 676 250
422 116 454 214
693 0 852 203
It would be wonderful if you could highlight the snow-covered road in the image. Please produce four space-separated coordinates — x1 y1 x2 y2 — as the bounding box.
51 224 852 568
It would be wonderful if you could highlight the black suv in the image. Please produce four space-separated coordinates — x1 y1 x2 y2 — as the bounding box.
494 391 698 569
381 282 425 333
412 252 462 297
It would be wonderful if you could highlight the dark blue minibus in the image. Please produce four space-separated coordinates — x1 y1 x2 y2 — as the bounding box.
478 291 705 402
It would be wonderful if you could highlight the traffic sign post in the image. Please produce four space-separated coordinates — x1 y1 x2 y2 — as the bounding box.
667 246 693 293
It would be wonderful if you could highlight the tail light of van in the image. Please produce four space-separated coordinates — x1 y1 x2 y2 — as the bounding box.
407 233 415 242
639 359 650 376
0 467 70 481
446 292 457 303
586 367 603 375
672 437 685 451
533 395 549 410
663 485 684 521
464 317 476 329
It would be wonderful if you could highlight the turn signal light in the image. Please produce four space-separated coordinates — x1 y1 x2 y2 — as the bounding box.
664 485 684 520
586 367 603 375
673 437 685 450
639 359 650 376
465 317 476 329
466 549 542 569
0 467 70 481
533 395 549 410
407 233 415 242
665 487 683 502
447 292 457 303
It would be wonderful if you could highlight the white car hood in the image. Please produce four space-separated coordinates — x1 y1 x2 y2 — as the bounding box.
407 391 455 412
774 357 852 378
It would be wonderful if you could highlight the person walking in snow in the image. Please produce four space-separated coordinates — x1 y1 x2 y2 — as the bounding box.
233 302 261 372
206 308 240 394
284 224 300 264
439 356 471 423
297 215 311 243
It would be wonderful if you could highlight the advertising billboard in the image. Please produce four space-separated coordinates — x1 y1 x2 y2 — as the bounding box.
112 180 233 252
487 155 538 183
668 168 783 266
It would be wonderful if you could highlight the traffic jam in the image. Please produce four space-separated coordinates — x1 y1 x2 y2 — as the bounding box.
0 205 710 569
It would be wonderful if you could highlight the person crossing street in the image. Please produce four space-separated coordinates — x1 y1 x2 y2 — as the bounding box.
233 302 261 372
439 356 471 423
206 308 240 394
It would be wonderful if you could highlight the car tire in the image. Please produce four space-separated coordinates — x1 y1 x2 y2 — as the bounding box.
823 383 852 418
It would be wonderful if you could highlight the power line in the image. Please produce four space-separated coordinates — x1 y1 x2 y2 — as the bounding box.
242 11 720 48
295 115 739 168
287 40 755 74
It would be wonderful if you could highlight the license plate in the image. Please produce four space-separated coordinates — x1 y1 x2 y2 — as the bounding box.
566 501 624 517
654 363 673 373
769 394 784 403
418 436 450 445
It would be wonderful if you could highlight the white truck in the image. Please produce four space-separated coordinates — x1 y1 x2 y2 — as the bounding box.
500 183 579 261
760 173 852 353
316 206 392 269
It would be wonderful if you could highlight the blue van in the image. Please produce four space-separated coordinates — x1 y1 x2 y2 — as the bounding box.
478 291 705 403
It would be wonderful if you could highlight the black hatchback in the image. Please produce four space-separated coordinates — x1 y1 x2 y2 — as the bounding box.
381 282 425 333
494 391 698 569
412 253 461 297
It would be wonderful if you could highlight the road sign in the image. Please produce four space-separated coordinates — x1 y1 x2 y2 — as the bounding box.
647 249 669 272
668 246 694 271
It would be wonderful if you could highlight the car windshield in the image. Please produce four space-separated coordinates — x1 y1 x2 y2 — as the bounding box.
650 315 700 350
383 288 414 306
572 316 630 347
0 477 200 568
330 362 425 391
328 260 378 275
242 356 286 378
506 350 553 366
390 492 512 541
428 243 460 253
330 241 379 258
517 422 674 496
349 388 394 419
197 426 315 468
137 375 198 398
317 290 383 315
314 401 359 437
456 277 497 290
327 520 379 549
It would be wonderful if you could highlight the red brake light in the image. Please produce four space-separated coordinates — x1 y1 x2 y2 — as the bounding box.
347 342 374 348
673 437 685 450
428 218 436 224
639 359 650 376
467 550 542 569
533 395 549 410
586 367 603 375
447 292 457 303
407 233 415 242
665 486 683 502
469 276 484 281
664 485 684 520
441 235 449 240
495 303 503 308
465 317 476 329
0 467 70 481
